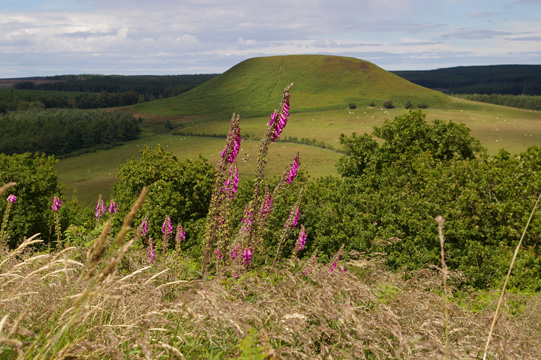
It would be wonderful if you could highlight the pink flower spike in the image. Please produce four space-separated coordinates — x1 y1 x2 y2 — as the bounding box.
268 112 277 126
179 226 185 242
291 207 300 228
162 216 173 235
108 200 117 214
243 248 253 266
139 218 149 236
296 225 306 251
51 196 62 212
6 195 16 203
287 153 300 184
146 240 156 264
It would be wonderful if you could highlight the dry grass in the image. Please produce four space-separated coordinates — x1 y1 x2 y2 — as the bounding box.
1 234 540 359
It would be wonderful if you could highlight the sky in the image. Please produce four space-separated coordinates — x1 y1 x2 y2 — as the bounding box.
1 0 541 77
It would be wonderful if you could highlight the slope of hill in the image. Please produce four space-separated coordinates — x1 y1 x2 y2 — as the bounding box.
129 55 450 120
392 65 541 95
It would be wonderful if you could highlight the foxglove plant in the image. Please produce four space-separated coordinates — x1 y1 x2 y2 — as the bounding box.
51 196 62 248
295 225 307 252
161 215 173 255
202 114 242 274
202 84 302 276
0 194 17 242
95 195 105 224
273 190 303 266
108 200 117 214
146 239 156 264
174 223 185 279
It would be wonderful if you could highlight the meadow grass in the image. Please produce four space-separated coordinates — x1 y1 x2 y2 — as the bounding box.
57 97 540 205
56 135 341 204
1 227 540 359
176 98 541 155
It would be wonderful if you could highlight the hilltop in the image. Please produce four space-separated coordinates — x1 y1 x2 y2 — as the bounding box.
129 55 450 121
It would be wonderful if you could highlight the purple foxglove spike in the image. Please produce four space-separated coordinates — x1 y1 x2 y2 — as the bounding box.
6 194 16 203
243 248 253 266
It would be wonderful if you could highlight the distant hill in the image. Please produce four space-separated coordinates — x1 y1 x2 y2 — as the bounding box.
392 65 541 95
129 55 450 120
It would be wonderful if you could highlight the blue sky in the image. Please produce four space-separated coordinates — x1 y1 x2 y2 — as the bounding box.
1 0 540 77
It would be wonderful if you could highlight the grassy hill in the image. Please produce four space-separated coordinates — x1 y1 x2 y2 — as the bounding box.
130 55 450 121
57 55 541 204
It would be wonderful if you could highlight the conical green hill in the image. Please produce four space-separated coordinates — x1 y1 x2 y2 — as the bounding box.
131 55 450 119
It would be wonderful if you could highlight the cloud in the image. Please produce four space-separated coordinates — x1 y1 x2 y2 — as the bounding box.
441 29 514 40
467 11 499 18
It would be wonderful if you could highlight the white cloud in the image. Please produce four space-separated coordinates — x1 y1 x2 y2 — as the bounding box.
1 0 540 76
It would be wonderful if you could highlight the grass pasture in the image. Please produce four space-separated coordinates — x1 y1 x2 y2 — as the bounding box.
57 135 342 204
57 100 541 205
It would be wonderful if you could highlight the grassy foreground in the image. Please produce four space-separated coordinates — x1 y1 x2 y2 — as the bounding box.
1 232 540 359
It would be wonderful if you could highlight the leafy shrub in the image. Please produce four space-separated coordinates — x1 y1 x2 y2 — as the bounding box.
0 153 61 247
348 102 357 109
382 100 394 109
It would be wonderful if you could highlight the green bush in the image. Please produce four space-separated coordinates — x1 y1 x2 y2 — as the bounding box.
382 100 394 109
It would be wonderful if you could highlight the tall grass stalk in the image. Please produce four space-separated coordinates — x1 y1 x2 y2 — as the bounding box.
435 215 449 359
482 192 541 360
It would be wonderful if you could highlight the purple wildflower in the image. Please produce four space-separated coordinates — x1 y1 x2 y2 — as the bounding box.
243 248 253 266
221 116 241 163
291 206 300 228
146 240 156 264
214 249 224 259
162 216 173 235
330 255 340 272
241 204 253 232
176 223 185 243
271 93 290 142
287 153 300 184
51 196 62 212
232 165 239 196
296 225 307 251
139 218 149 236
263 193 272 215
95 196 105 218
108 200 117 214
230 245 240 261
6 195 16 203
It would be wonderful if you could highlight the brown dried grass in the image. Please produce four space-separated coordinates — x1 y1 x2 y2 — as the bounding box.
1 240 540 359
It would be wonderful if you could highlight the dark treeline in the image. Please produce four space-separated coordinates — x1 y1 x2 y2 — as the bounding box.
452 93 541 111
0 90 141 112
13 74 218 100
0 109 141 157
393 65 541 95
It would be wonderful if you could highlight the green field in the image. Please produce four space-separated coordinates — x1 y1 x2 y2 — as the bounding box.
56 134 342 204
55 55 541 204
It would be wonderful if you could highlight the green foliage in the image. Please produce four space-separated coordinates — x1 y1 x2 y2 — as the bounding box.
348 102 357 109
0 109 140 157
337 110 483 177
111 145 215 253
404 100 413 109
306 110 541 289
382 100 394 109
0 153 61 247
232 328 267 360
